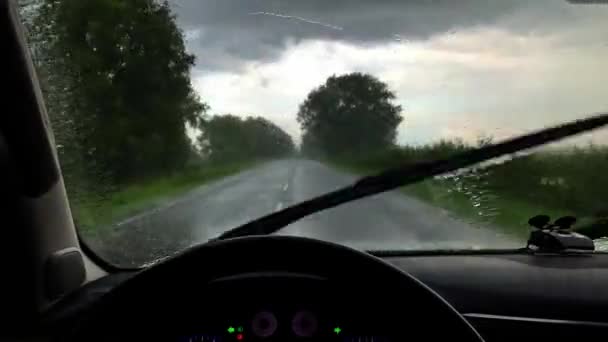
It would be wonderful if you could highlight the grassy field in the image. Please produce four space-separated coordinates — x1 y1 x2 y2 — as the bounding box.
331 142 608 240
74 160 259 234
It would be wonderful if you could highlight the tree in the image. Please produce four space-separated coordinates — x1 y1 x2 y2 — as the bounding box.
199 115 246 162
27 0 207 185
199 115 295 162
297 73 403 157
242 117 295 158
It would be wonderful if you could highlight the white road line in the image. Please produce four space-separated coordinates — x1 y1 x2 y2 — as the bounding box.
275 202 284 212
282 183 289 191
113 167 259 228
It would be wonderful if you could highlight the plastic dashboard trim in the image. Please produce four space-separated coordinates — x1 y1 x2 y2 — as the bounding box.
463 313 608 328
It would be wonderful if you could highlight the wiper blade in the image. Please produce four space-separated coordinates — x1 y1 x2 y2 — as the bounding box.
215 112 608 240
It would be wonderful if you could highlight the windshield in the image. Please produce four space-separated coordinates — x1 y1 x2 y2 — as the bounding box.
19 0 608 267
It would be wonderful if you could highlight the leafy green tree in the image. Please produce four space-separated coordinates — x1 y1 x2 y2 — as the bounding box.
27 0 207 185
199 115 246 162
199 115 294 162
242 117 295 158
297 73 403 157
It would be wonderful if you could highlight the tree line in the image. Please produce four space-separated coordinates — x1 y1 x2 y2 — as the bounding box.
20 0 295 196
199 115 295 163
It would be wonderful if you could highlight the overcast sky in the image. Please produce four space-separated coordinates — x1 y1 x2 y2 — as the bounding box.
170 0 608 146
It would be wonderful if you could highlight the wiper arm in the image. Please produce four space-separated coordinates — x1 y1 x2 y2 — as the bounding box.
215 113 608 240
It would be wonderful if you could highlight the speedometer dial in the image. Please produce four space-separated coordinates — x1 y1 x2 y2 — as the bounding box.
251 311 278 338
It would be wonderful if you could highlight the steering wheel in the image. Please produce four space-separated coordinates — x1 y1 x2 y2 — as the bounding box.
69 236 483 341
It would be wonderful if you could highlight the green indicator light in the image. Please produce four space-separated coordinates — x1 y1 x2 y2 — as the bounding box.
237 326 244 332
333 327 342 335
228 327 235 334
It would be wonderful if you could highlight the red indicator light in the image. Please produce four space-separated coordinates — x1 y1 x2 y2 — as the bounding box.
236 334 244 340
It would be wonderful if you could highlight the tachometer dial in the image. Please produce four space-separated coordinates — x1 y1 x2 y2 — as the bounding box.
251 311 278 338
291 311 318 338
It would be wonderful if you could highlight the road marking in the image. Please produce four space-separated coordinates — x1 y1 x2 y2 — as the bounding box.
112 169 256 228
275 202 284 211
282 183 289 191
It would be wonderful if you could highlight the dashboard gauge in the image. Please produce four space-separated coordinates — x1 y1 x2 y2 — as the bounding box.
251 311 278 338
291 311 318 338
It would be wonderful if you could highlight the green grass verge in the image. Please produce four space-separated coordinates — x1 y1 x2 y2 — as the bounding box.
329 161 577 240
75 160 260 234
403 181 572 239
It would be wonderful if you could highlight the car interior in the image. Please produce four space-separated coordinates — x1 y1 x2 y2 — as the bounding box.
3 1 608 341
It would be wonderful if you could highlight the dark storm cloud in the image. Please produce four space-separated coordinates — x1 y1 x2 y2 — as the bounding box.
169 0 570 71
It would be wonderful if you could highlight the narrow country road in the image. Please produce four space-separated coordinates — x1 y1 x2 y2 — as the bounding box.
88 159 520 267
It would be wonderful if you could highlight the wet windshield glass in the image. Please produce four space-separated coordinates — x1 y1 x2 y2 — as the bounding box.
19 0 608 267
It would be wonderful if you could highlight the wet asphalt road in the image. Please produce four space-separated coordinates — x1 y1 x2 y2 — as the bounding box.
88 159 519 267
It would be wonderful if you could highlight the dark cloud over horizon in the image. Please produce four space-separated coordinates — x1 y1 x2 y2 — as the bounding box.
169 0 567 71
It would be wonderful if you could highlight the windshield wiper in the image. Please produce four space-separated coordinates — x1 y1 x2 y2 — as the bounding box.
215 113 608 240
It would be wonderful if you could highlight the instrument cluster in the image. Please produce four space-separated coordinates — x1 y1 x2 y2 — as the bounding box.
178 308 389 342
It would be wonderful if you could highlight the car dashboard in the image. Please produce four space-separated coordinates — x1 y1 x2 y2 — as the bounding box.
387 251 608 341
45 251 608 342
